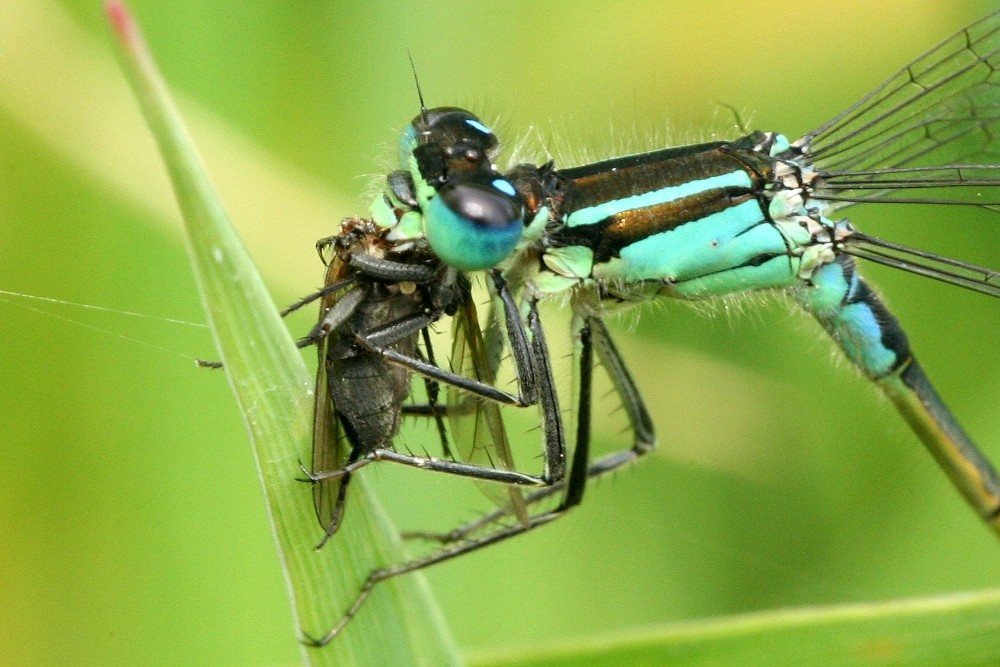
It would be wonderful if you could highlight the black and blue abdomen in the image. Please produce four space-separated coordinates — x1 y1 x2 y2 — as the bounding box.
794 253 911 381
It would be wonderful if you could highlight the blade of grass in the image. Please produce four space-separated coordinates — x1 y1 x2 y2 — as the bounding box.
104 3 460 664
470 587 1000 667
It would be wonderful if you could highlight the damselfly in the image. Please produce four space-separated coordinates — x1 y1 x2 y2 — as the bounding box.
304 10 1000 645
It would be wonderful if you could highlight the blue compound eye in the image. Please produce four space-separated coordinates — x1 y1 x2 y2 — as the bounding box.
424 176 524 271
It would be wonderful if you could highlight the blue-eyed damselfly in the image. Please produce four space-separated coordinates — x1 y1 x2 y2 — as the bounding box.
301 9 1000 644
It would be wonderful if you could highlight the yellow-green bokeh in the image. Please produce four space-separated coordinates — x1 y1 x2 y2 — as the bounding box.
2 1 999 664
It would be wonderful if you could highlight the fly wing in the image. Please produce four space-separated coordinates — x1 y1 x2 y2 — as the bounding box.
449 291 530 526
311 335 351 543
799 11 1000 208
310 257 353 544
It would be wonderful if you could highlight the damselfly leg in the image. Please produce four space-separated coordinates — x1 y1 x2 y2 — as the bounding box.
303 311 656 646
402 316 656 546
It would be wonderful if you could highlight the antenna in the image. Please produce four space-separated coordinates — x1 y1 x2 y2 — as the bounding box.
407 50 429 127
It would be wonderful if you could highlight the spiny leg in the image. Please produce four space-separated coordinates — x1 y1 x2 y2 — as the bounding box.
303 304 582 647
405 316 656 544
308 283 568 489
415 326 451 458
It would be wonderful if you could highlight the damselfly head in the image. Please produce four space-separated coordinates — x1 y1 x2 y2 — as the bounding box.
402 107 499 178
395 106 526 272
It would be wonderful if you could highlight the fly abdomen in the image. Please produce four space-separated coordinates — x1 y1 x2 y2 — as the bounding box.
326 287 421 452
329 351 410 451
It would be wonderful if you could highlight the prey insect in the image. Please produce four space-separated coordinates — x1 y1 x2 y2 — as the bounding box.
297 217 557 548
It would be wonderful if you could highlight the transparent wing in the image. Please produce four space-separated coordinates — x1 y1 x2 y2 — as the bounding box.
449 293 529 525
800 10 1000 207
841 231 1000 297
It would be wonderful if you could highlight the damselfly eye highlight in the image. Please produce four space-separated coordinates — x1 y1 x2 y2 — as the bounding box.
401 107 498 167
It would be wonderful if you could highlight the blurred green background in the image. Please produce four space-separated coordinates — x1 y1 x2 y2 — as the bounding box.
3 1 1000 664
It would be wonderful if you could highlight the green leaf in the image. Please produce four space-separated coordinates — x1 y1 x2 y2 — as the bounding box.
469 588 1000 666
104 3 460 664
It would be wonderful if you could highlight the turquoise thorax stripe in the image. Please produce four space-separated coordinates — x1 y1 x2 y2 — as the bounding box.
590 199 799 297
565 169 754 228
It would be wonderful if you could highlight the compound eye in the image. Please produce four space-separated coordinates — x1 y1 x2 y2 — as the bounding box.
424 176 523 271
407 107 497 152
